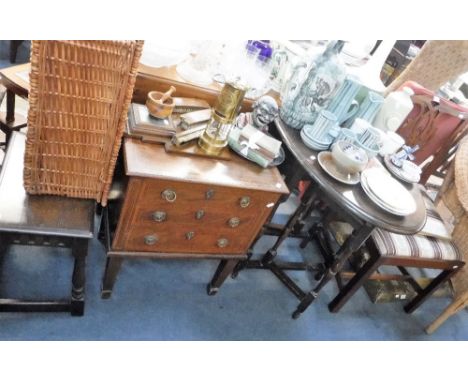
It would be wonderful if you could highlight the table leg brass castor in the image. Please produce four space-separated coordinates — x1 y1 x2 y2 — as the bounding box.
101 290 112 300
101 289 112 299
207 283 218 296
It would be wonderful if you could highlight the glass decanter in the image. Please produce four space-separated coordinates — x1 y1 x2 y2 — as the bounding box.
280 40 347 129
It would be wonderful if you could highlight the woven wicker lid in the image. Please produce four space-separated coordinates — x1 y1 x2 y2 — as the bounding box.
455 136 468 212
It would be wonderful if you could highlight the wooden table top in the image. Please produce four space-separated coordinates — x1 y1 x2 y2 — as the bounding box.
124 138 289 195
275 118 427 235
0 132 95 238
0 63 30 97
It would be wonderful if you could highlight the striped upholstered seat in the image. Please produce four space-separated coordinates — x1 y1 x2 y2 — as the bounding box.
371 228 462 262
371 191 463 262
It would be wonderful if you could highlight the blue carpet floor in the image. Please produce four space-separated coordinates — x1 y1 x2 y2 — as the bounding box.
0 195 467 340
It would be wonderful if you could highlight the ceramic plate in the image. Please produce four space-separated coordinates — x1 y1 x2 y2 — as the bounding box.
360 175 409 216
317 151 360 185
361 169 416 214
384 155 420 183
361 168 416 216
300 129 331 151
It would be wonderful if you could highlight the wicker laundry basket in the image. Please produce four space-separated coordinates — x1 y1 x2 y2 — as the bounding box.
24 40 144 205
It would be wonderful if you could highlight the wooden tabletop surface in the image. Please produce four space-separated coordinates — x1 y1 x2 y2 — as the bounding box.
0 63 30 97
274 118 427 235
0 132 95 238
124 138 289 195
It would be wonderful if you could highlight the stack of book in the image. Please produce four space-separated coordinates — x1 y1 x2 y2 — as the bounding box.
126 103 176 143
126 98 212 144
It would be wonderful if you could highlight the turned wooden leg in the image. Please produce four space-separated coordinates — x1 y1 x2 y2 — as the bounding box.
261 186 317 265
101 256 123 299
207 259 239 296
70 238 88 316
425 295 468 334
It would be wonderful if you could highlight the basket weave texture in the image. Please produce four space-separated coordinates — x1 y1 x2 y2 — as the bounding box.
454 136 468 213
24 40 144 205
437 136 468 294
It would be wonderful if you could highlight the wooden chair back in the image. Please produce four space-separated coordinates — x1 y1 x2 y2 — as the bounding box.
396 81 468 184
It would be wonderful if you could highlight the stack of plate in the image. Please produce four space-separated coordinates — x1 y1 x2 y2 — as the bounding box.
383 155 421 183
361 168 417 216
300 126 333 151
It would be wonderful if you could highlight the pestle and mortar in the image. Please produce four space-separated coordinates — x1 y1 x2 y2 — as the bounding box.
146 86 176 119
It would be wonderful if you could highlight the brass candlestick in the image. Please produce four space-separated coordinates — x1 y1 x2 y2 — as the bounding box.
198 82 247 155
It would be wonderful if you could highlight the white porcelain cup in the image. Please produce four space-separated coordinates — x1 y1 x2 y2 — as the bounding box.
349 118 369 136
379 131 405 156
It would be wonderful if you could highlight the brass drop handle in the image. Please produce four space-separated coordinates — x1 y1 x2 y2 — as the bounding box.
161 189 177 203
228 217 240 228
144 235 158 245
217 238 229 248
195 209 205 220
239 196 250 208
152 211 167 222
206 189 215 200
185 231 195 240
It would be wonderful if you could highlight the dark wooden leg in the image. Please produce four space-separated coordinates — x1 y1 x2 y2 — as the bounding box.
101 256 123 299
0 90 27 148
9 40 23 63
292 196 318 235
5 89 15 124
404 266 460 314
207 259 239 296
231 249 253 279
292 223 374 319
261 186 317 265
328 252 383 313
70 238 88 316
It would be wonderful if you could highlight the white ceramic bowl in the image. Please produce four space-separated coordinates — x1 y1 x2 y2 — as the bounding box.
331 140 369 175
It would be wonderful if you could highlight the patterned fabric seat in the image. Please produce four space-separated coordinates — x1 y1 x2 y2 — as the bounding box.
371 228 462 262
371 189 463 262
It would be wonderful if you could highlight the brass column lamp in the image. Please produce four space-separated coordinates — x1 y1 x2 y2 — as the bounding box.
198 82 247 155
